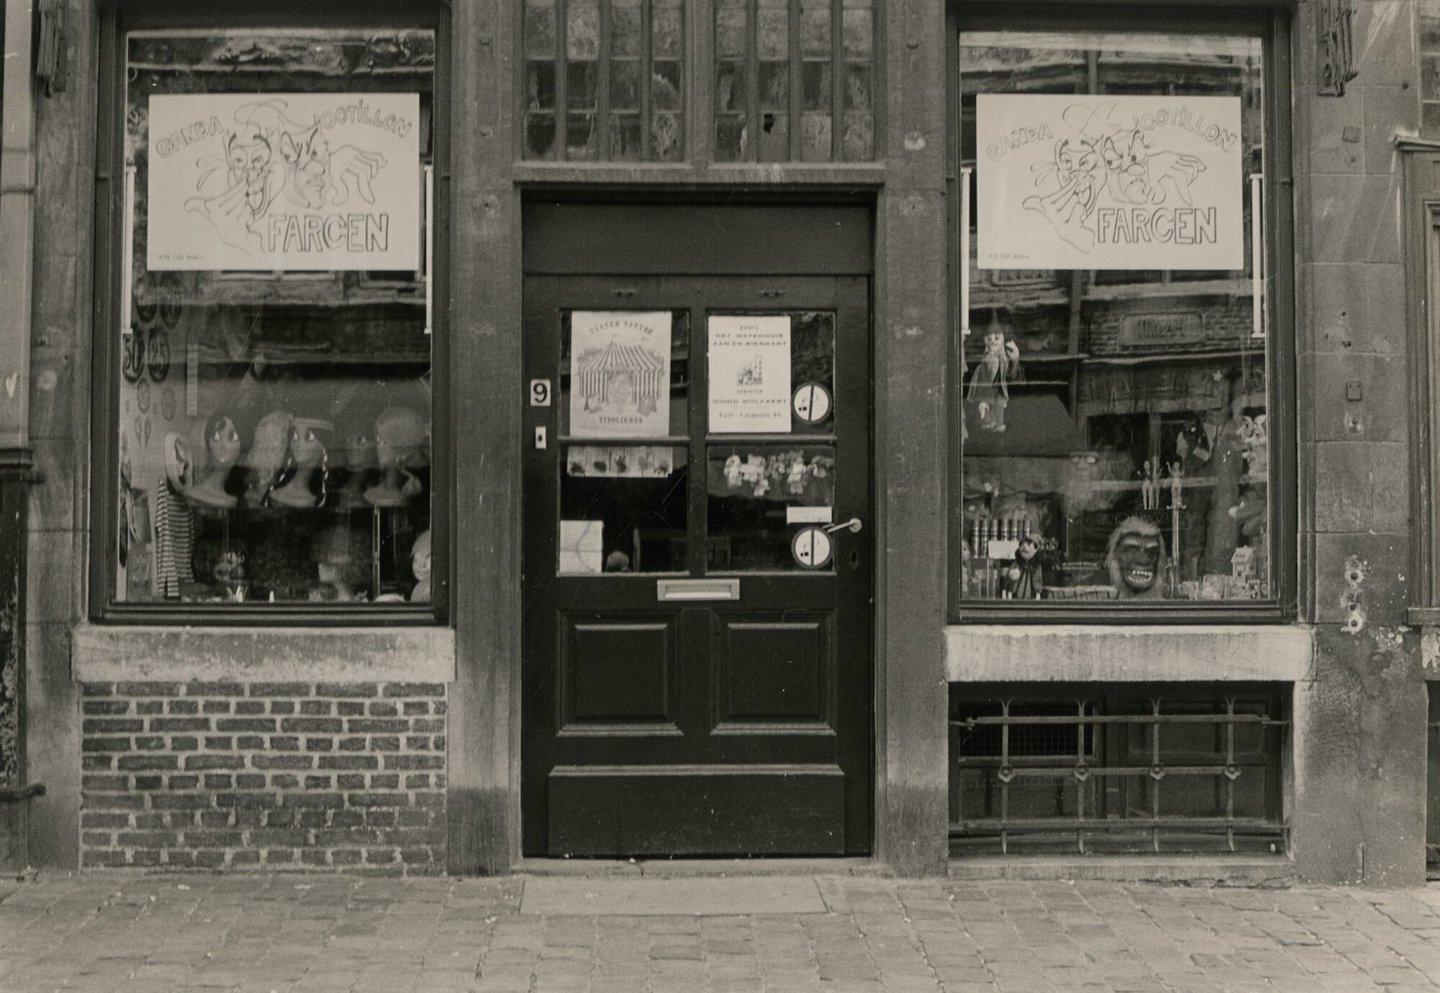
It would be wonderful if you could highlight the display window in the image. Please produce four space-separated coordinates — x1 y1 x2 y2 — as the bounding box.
95 4 446 615
952 9 1292 614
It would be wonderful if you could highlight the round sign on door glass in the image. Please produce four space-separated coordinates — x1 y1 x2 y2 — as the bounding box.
791 526 833 570
792 383 832 424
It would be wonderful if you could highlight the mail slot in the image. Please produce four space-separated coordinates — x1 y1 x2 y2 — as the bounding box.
655 578 741 602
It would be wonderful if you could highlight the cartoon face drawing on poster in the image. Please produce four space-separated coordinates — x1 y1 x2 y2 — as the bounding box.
978 94 1242 271
1100 128 1205 207
152 93 417 271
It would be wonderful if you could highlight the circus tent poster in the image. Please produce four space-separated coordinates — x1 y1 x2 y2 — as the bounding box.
976 94 1244 271
146 93 420 271
569 312 672 438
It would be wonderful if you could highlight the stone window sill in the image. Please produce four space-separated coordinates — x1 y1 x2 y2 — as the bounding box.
945 625 1313 682
70 624 455 683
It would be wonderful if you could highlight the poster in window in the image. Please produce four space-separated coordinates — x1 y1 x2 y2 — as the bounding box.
146 93 421 271
568 312 672 438
707 316 792 433
976 95 1244 271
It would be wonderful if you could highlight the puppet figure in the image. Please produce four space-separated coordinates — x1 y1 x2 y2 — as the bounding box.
966 316 1023 432
999 535 1044 600
1101 515 1169 599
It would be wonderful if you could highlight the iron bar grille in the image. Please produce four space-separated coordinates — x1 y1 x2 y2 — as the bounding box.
950 683 1289 856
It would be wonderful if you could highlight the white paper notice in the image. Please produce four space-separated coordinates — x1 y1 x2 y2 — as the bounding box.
147 93 421 272
558 520 604 575
708 316 791 433
976 94 1244 271
569 312 672 438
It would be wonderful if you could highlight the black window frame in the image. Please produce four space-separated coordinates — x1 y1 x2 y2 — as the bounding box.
945 1 1297 625
89 0 453 626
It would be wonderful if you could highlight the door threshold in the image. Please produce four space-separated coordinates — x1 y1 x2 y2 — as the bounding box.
514 856 887 878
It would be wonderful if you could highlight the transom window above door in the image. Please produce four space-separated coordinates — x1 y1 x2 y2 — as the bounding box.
519 0 879 163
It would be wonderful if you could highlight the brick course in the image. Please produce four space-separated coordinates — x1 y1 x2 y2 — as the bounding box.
79 681 447 872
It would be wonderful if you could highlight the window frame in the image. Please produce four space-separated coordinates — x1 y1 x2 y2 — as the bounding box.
89 0 453 626
1404 147 1440 624
945 2 1297 624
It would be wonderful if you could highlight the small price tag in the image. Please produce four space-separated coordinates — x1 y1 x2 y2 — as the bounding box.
530 379 552 407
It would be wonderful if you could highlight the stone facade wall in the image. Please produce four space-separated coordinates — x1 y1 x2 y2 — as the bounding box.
78 681 445 871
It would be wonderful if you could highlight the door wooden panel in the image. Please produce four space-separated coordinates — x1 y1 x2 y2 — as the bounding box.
522 265 872 857
715 615 832 725
547 765 847 856
563 617 679 726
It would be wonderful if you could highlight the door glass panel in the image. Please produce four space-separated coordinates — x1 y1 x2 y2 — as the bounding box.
560 310 690 439
707 444 837 572
707 311 835 434
560 445 688 574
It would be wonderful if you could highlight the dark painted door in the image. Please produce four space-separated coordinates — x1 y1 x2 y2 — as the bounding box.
522 274 872 856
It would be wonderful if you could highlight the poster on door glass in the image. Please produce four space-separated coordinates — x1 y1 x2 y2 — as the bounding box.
708 316 792 433
147 93 421 271
569 312 672 438
976 94 1244 271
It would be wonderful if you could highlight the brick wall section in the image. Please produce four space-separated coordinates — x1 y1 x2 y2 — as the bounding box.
79 681 446 872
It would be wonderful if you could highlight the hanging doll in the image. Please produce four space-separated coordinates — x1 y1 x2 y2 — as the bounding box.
966 314 1023 432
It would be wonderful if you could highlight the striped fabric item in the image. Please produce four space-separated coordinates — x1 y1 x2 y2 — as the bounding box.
151 478 193 598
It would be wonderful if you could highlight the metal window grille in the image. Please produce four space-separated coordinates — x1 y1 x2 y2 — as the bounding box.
950 684 1289 855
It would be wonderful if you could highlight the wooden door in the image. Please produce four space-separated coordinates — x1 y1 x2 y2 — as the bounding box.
522 273 873 856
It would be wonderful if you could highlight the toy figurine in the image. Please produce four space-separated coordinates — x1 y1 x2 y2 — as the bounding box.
271 417 330 508
410 529 432 603
188 413 241 508
364 406 427 507
1139 459 1157 510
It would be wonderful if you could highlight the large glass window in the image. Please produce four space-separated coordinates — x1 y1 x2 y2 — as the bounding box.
956 25 1276 608
111 24 437 608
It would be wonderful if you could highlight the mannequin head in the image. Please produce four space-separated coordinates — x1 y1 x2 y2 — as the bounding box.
246 411 293 479
374 406 427 472
205 413 242 469
343 430 376 472
411 530 432 584
287 418 329 470
312 526 370 601
163 432 193 491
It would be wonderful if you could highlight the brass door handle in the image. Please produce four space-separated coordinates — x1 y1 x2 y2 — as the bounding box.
824 517 863 535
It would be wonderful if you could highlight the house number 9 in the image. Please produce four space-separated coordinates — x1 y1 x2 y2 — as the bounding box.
530 379 552 407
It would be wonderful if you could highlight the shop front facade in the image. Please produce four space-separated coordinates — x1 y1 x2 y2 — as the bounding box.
1 0 1436 882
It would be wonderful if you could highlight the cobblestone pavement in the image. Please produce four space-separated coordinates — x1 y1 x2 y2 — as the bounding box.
8 873 1440 993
